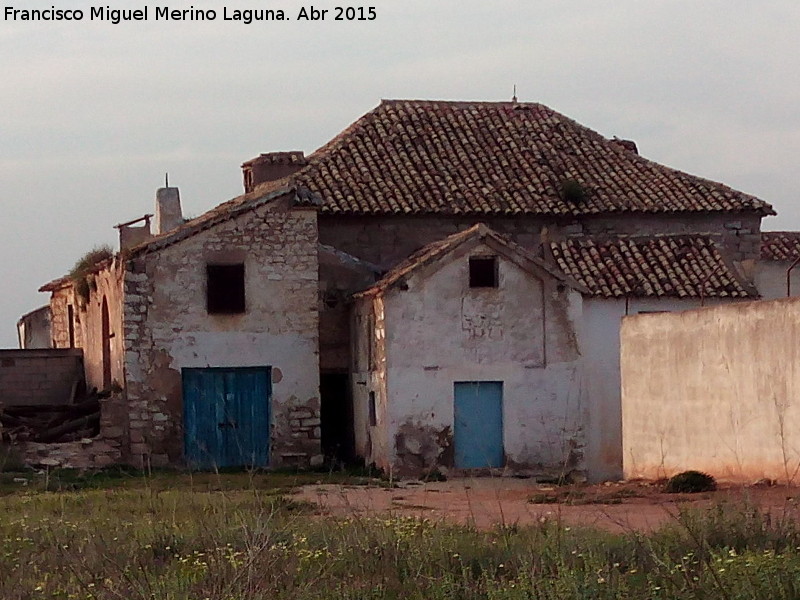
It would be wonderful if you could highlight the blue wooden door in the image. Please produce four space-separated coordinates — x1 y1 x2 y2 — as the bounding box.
454 381 504 468
183 367 271 469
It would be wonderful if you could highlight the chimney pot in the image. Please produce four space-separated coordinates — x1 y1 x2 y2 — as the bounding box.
155 187 183 234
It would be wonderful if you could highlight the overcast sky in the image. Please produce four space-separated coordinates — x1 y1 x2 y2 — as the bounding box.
2 0 799 346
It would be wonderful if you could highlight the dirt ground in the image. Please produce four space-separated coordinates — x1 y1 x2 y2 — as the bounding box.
293 478 800 532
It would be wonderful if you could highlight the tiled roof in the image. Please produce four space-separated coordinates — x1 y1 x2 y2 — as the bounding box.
288 100 773 217
761 232 800 261
549 235 757 298
356 224 587 297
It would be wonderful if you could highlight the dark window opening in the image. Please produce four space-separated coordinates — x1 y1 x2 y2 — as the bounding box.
368 391 377 426
469 256 498 288
207 264 245 314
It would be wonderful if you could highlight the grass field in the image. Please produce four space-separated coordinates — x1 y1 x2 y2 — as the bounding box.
2 469 800 599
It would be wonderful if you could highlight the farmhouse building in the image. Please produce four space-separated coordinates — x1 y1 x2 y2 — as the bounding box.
22 99 784 480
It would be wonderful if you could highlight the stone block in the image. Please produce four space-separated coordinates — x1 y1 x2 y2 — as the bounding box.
102 426 124 439
94 454 115 467
130 443 149 455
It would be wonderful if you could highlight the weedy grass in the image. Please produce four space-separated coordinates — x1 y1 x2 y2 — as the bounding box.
2 472 800 599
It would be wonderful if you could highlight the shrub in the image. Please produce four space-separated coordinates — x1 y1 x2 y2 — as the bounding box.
665 470 717 493
561 178 586 204
69 245 114 302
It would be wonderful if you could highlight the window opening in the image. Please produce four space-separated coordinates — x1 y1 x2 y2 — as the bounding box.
368 391 377 426
207 264 245 314
469 256 498 288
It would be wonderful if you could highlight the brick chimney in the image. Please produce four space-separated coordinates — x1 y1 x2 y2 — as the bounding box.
155 187 183 234
242 151 306 193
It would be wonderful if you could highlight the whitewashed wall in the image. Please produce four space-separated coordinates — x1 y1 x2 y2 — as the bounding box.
370 241 586 478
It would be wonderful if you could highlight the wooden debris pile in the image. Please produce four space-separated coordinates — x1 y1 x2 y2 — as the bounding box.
0 390 108 443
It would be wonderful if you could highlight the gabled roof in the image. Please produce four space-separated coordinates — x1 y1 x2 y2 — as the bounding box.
355 224 588 298
549 235 757 299
761 232 800 261
126 184 320 257
285 99 773 217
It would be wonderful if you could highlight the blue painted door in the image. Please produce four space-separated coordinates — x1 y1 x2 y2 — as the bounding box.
454 381 504 468
183 367 271 469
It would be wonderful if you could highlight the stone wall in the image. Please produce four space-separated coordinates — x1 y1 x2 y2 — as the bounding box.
17 391 128 468
47 262 126 392
0 349 84 407
319 212 763 270
621 297 800 482
123 193 323 469
50 286 82 350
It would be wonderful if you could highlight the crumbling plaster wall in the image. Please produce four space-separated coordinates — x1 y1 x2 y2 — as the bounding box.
376 242 586 478
82 262 126 391
351 298 389 471
123 196 322 468
621 297 800 483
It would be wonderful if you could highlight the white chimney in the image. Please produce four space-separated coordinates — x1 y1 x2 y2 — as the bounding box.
155 187 183 234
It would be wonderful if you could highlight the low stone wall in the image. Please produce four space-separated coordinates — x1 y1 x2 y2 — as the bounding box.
0 349 83 407
16 392 128 469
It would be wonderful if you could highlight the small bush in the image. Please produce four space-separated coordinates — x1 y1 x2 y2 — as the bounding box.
561 178 586 204
665 470 717 493
69 245 113 302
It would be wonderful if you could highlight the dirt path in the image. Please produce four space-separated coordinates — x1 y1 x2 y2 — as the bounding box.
293 478 800 532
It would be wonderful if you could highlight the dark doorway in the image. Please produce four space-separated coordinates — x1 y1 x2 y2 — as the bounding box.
101 297 111 390
320 372 355 464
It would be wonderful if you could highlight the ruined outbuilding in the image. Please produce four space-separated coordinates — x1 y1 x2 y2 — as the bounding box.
23 99 794 479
